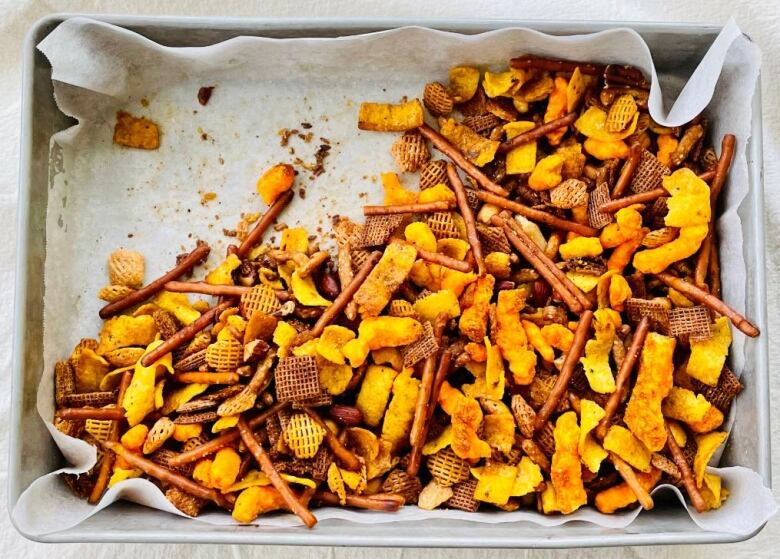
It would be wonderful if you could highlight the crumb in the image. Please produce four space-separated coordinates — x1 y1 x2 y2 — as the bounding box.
297 132 314 143
299 188 307 199
200 192 217 205
273 223 288 232
301 122 312 129
201 132 209 141
198 86 215 106
127 233 134 238
218 157 225 165
223 228 237 237
140 98 149 107
278 128 298 147
359 192 367 199
320 137 331 145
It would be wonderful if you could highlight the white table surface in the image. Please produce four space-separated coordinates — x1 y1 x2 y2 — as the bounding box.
1 1 778 557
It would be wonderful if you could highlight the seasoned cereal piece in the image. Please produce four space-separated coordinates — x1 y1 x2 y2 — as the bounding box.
113 111 160 150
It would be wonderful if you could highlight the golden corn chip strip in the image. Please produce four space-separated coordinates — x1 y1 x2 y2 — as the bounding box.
510 394 536 439
426 447 471 487
476 224 511 254
382 469 423 504
651 453 681 480
462 113 502 136
85 418 113 443
108 249 145 288
165 487 206 517
401 321 439 368
173 349 207 372
143 417 175 454
668 307 712 340
284 413 326 459
98 284 135 303
205 340 242 372
446 477 480 512
239 285 281 318
689 366 743 412
630 149 671 194
356 214 404 248
275 355 322 403
550 179 589 209
426 212 460 240
605 94 638 133
587 182 614 229
423 82 454 116
391 131 431 173
625 298 670 334
641 227 679 248
419 160 449 190
388 299 417 318
153 310 180 340
174 411 218 424
151 448 194 476
55 360 76 407
64 391 117 408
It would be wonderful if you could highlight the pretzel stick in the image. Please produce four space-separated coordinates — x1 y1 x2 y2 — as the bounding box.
314 491 404 512
447 164 485 275
595 317 649 440
510 55 605 76
611 143 643 198
302 407 361 471
172 372 240 384
598 188 666 214
363 201 455 216
655 272 759 337
609 452 654 510
695 134 736 288
169 401 289 466
304 250 383 341
417 124 509 197
99 243 210 318
416 247 473 273
88 371 132 504
498 112 578 154
477 190 598 236
533 310 593 431
495 216 588 313
664 423 707 513
407 315 449 476
236 190 294 258
698 170 716 182
298 251 330 279
103 440 231 508
708 236 721 298
165 281 249 297
140 300 233 366
57 407 125 421
237 416 317 528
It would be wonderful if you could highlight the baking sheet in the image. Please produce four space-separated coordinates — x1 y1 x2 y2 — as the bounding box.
11 16 777 536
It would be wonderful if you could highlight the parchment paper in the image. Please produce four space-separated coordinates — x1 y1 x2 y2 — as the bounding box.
12 16 776 537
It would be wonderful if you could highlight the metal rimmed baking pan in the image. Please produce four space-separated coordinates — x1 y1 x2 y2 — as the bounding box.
10 14 769 547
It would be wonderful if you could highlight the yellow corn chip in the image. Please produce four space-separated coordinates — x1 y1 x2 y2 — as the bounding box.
687 317 731 386
603 425 652 473
551 411 587 513
694 431 728 487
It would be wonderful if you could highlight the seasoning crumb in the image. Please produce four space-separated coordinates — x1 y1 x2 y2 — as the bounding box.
301 122 313 129
299 188 307 199
198 86 215 106
200 192 217 205
140 98 149 107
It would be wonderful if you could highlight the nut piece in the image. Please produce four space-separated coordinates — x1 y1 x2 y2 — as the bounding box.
328 405 363 427
108 249 145 288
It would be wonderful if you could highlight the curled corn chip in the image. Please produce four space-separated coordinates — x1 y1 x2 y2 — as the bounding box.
700 472 728 510
316 325 356 365
172 423 203 442
459 274 495 342
551 411 587 514
624 333 676 452
578 399 608 473
120 424 149 451
418 183 456 205
232 485 286 523
541 323 574 353
439 118 499 167
600 206 644 249
272 321 298 358
482 338 506 401
608 274 632 311
405 222 437 253
522 320 554 363
663 168 711 227
694 431 728 487
372 347 403 371
358 99 424 131
291 271 332 307
656 134 678 167
448 66 480 103
342 338 370 368
484 252 511 278
256 163 295 205
559 236 603 260
358 316 423 350
382 172 418 205
579 309 617 394
381 368 420 452
472 462 517 505
544 76 569 145
438 381 491 461
633 224 708 275
504 121 537 174
574 106 639 141
481 398 514 454
686 317 731 386
413 289 461 322
205 254 241 285
662 387 724 433
355 365 399 427
97 315 157 355
423 424 453 455
108 467 143 488
495 289 537 385
528 154 564 191
210 447 242 490
319 361 353 395
123 340 174 426
483 70 516 98
512 456 544 497
584 138 630 160
595 469 661 513
603 425 652 473
212 414 239 433
354 242 417 318
540 483 560 514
